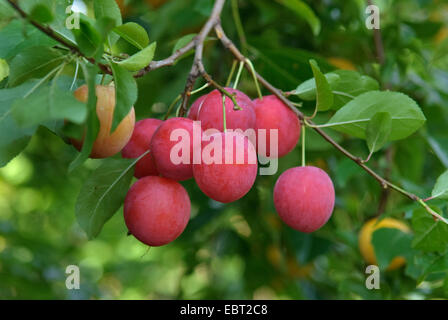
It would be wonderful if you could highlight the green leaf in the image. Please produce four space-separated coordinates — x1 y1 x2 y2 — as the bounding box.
0 81 38 167
277 0 321 35
8 46 64 86
329 70 380 110
365 112 392 153
172 34 195 54
94 0 122 27
69 63 100 172
371 228 413 271
432 170 448 200
293 73 340 99
406 251 448 283
29 3 54 24
75 158 135 239
72 14 102 58
412 208 448 252
117 42 157 72
292 70 380 109
309 59 333 111
113 22 149 51
0 21 57 61
12 84 87 128
0 58 8 82
110 63 137 132
326 91 426 140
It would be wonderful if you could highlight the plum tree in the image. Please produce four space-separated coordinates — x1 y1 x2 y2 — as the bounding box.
358 218 411 270
273 166 335 233
197 88 256 132
253 95 301 157
121 118 163 178
193 131 258 203
187 94 208 120
124 176 191 247
150 117 201 181
71 85 135 159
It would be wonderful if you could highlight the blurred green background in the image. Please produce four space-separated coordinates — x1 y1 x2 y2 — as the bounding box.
1 0 448 299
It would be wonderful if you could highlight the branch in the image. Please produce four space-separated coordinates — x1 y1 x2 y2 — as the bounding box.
367 0 385 65
177 0 226 116
8 0 445 223
213 24 447 224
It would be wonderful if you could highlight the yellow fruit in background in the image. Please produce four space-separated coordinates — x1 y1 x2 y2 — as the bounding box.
327 57 356 71
71 85 135 159
358 218 410 271
287 258 313 278
434 27 448 44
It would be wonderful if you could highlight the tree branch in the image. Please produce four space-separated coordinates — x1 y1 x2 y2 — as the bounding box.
367 0 385 65
213 24 447 224
7 0 446 223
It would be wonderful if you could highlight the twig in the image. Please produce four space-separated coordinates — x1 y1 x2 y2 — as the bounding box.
213 23 446 223
367 0 385 65
8 0 446 223
178 0 235 116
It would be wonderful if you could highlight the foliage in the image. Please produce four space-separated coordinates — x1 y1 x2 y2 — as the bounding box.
0 0 448 300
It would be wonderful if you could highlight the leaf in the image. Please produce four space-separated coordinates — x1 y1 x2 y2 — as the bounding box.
293 73 340 99
0 21 57 61
8 46 64 86
326 91 426 140
432 170 448 200
72 14 102 58
113 22 149 51
12 85 87 128
75 158 135 239
117 42 157 72
329 71 379 109
309 59 333 111
110 63 137 132
406 251 448 283
0 58 8 82
29 3 54 24
365 112 392 153
0 82 38 167
172 34 195 54
94 0 122 47
93 0 122 28
412 208 448 252
426 135 448 169
277 0 321 35
292 70 380 109
371 228 413 271
69 63 100 172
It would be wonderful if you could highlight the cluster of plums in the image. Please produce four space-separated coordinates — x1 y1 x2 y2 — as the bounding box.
72 85 336 247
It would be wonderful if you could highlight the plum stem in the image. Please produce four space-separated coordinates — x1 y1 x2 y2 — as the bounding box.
10 0 446 224
301 123 306 167
226 60 238 87
246 58 263 100
233 61 245 90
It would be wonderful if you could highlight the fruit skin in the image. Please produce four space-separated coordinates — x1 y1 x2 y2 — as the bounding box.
72 85 135 159
121 118 163 178
124 176 191 247
253 95 301 157
197 88 256 132
187 94 208 120
150 117 200 181
193 131 258 203
273 166 335 233
359 218 410 270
